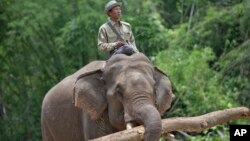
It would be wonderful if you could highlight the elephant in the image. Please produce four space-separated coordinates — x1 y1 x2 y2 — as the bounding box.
41 53 174 141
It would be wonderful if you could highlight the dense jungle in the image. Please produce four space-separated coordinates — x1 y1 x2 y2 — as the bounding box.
0 0 249 140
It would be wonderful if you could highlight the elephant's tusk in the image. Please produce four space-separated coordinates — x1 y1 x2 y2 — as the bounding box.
126 122 134 130
163 133 175 140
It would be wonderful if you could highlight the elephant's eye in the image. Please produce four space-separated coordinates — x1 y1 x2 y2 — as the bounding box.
116 84 123 100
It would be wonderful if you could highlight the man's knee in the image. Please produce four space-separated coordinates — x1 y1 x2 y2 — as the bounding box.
113 45 135 56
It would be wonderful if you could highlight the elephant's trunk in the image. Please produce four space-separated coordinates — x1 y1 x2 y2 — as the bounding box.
137 104 162 141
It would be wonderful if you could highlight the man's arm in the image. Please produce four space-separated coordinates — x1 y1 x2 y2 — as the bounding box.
130 32 139 53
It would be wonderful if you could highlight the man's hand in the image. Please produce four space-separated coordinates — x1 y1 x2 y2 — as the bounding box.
116 41 125 48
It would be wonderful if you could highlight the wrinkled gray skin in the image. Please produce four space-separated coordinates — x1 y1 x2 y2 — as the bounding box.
41 53 174 141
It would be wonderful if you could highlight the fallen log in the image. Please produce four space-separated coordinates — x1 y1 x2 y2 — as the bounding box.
90 107 250 141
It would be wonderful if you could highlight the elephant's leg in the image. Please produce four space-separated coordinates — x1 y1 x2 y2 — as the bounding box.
42 116 54 141
42 103 84 141
82 110 118 140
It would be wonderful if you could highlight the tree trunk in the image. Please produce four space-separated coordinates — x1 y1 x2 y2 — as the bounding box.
90 107 250 141
0 89 6 118
188 3 195 32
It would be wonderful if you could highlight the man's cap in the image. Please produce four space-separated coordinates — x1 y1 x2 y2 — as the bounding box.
105 0 121 14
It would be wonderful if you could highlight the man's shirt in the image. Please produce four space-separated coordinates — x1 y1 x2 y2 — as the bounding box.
98 18 139 53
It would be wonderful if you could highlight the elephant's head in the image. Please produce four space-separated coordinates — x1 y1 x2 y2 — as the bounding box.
74 53 174 141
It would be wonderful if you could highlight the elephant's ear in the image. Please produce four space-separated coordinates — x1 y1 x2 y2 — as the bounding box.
154 67 175 115
74 70 107 120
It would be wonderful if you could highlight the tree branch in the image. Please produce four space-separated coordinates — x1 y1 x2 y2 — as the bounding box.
90 107 250 141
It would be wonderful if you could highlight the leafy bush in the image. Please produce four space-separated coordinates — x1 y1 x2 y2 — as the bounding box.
156 44 236 117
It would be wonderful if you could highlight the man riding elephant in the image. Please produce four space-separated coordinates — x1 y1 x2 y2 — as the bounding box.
41 53 174 141
41 2 174 141
98 0 139 56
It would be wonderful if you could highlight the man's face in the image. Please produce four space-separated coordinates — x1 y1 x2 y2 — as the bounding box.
108 6 121 19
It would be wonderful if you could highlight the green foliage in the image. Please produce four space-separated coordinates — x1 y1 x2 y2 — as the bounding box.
189 125 229 141
156 45 236 117
155 0 249 140
0 0 79 140
218 40 250 107
0 0 9 42
123 0 169 56
55 13 106 72
187 3 246 56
